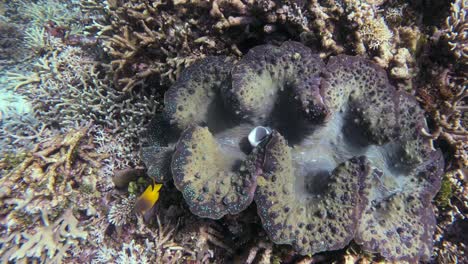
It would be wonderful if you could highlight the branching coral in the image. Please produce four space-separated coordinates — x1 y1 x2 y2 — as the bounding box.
142 42 444 261
307 0 345 55
210 0 310 33
357 16 393 51
0 126 104 213
0 87 38 153
306 0 425 82
18 0 81 27
92 216 188 264
90 0 323 93
1 209 87 263
0 126 107 263
6 39 158 147
0 18 26 65
418 66 467 169
23 26 50 52
444 0 467 64
89 0 439 96
107 195 137 226
92 0 219 92
343 0 394 65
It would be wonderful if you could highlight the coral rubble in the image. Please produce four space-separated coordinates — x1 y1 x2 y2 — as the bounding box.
143 41 444 261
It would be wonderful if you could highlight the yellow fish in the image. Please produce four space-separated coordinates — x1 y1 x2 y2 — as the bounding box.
135 183 163 215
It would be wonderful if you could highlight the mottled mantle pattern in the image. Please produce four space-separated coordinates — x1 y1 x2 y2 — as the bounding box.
142 41 444 262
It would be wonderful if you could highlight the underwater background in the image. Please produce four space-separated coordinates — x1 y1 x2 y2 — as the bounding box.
0 0 466 263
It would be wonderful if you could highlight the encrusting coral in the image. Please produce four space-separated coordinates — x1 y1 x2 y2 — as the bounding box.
142 41 444 262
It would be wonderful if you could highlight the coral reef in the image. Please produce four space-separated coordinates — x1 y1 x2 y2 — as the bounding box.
443 0 467 65
1 0 466 262
89 0 226 92
0 89 32 121
416 5 468 258
1 209 87 263
0 18 26 67
0 127 105 262
143 41 444 261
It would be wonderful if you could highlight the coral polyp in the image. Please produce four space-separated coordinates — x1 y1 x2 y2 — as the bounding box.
142 41 444 261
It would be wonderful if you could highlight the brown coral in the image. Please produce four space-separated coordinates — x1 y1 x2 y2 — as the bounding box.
0 126 107 263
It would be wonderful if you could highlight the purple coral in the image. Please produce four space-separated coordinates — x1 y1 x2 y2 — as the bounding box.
142 41 444 261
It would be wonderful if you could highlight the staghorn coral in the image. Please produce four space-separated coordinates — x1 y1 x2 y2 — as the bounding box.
0 126 107 263
209 0 311 33
3 0 157 159
91 0 219 92
18 0 81 28
0 84 40 154
0 208 87 263
0 126 105 216
142 42 444 261
416 15 467 260
444 0 467 64
418 65 467 169
89 0 324 93
6 37 158 145
23 25 50 53
89 0 444 96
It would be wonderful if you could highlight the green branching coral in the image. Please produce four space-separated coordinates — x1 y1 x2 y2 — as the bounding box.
19 0 80 27
23 26 49 52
